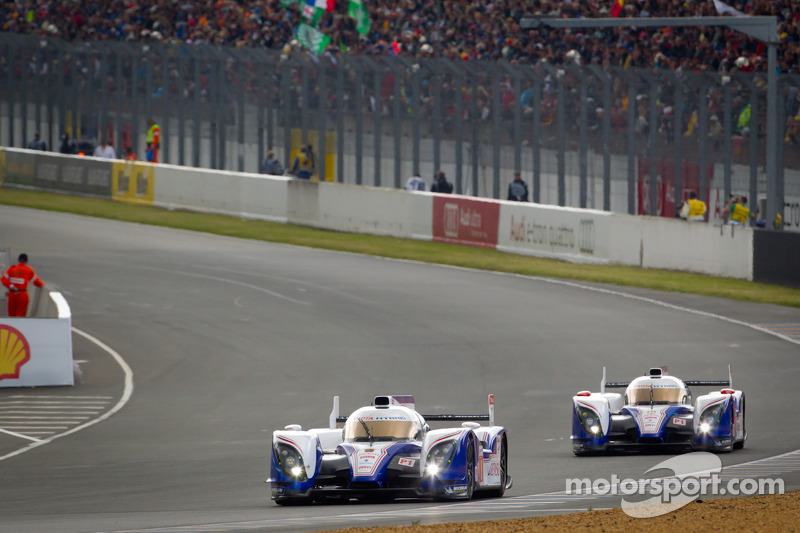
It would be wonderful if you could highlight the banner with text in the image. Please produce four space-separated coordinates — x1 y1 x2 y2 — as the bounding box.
497 203 618 264
432 196 500 248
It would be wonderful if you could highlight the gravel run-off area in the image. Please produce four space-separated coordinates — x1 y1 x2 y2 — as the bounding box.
322 491 800 532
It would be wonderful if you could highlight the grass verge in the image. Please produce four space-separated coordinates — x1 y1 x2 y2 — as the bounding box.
2 187 799 309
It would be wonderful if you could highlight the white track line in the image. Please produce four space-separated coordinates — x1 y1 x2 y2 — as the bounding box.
0 428 43 442
531 276 800 346
0 327 133 462
371 254 800 346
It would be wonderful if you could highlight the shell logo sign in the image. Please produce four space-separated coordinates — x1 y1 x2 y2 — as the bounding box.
0 324 31 381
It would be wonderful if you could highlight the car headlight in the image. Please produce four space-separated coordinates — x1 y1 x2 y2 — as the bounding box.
426 440 457 475
274 443 307 481
577 407 603 437
699 404 724 432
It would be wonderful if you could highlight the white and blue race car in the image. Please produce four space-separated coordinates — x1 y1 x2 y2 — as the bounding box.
572 366 746 455
268 394 511 504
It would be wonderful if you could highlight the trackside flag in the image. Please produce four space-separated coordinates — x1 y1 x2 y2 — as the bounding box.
610 0 624 17
314 0 336 11
713 0 747 17
302 0 325 26
348 0 370 36
297 22 331 54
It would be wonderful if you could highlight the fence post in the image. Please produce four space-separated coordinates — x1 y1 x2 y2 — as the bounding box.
673 73 684 212
354 58 363 185
626 70 636 215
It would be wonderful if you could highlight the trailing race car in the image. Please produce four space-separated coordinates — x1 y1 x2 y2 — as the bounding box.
268 394 511 505
572 366 745 455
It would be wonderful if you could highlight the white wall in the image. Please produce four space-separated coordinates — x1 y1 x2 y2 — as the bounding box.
0 291 73 388
0 147 754 279
154 163 290 222
131 160 761 279
496 200 752 278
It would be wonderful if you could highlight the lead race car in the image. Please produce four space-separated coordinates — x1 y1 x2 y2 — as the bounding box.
572 366 746 455
268 394 511 504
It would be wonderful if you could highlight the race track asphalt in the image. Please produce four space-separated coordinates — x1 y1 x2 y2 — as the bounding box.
1 205 798 533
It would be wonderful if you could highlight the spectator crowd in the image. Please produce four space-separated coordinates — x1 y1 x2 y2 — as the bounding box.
1 1 799 74
4 0 800 169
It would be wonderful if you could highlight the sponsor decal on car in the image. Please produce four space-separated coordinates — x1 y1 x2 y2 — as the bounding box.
483 453 502 485
641 409 668 433
673 417 687 426
355 447 388 475
398 458 416 467
444 484 468 494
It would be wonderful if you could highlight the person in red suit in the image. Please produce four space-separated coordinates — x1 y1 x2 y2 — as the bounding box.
1 253 45 317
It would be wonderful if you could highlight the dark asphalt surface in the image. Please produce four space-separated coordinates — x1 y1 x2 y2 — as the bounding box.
0 205 798 533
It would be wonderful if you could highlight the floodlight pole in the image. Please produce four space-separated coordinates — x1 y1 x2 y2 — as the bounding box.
521 16 780 227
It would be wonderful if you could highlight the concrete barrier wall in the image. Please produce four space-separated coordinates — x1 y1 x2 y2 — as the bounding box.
0 290 73 387
154 164 290 222
314 182 432 240
0 147 753 279
0 147 113 197
753 230 800 287
498 203 618 264
497 201 752 278
637 218 753 279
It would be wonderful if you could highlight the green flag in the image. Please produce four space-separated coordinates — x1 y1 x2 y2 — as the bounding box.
297 22 331 54
348 0 370 36
300 1 325 26
280 0 300 7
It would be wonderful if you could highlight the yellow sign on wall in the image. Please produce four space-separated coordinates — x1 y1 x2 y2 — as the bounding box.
289 129 336 182
0 148 6 187
112 161 154 204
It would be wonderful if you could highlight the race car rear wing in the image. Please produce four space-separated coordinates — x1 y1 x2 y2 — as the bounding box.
329 394 496 428
683 379 731 387
600 365 733 393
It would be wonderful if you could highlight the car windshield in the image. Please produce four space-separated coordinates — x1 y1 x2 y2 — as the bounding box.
343 417 418 442
628 386 684 405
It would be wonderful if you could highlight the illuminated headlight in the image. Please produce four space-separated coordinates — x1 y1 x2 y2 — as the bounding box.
274 443 307 481
698 404 724 433
426 440 457 475
577 407 603 437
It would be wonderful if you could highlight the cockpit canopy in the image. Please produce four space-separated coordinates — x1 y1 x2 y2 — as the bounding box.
626 376 688 405
343 407 422 442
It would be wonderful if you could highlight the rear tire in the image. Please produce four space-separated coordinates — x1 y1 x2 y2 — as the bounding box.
465 440 475 501
734 398 746 450
487 437 507 497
